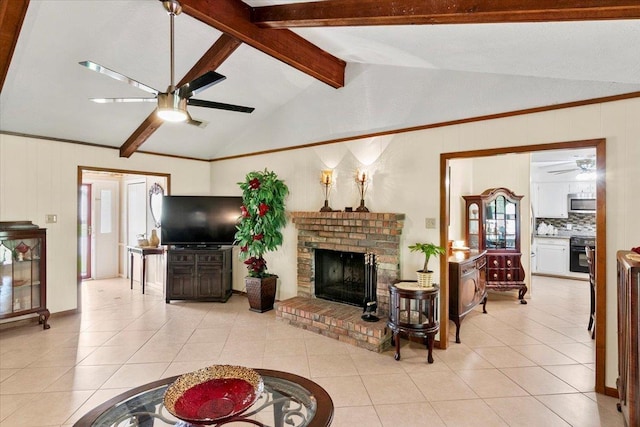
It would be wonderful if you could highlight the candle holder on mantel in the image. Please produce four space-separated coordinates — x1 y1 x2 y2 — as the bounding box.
319 169 333 212
355 169 369 212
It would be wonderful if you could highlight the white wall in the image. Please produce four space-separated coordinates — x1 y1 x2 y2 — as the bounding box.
211 98 640 390
0 134 211 314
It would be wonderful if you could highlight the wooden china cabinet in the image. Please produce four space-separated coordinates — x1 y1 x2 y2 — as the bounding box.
0 221 50 329
463 188 527 304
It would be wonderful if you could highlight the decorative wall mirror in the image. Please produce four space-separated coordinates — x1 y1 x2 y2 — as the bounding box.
149 183 164 228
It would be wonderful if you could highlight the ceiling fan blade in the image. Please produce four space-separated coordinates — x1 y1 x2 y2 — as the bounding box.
89 97 157 103
177 71 226 98
79 61 159 95
188 98 254 113
186 114 209 129
549 168 578 174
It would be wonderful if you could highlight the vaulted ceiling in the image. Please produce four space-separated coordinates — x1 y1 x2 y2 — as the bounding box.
1 0 640 160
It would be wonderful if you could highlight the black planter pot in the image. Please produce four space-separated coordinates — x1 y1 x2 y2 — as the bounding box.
245 275 278 313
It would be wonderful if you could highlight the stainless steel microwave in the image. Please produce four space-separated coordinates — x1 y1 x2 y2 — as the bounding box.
568 193 596 213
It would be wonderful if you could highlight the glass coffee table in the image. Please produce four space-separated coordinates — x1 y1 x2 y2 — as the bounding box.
74 368 333 427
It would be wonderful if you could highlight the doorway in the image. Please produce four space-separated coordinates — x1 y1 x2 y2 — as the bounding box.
440 138 606 394
77 167 170 301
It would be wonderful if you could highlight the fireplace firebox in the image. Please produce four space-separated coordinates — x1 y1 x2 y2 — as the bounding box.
315 249 365 306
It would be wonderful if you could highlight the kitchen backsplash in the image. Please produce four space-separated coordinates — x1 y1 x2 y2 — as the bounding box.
536 213 596 232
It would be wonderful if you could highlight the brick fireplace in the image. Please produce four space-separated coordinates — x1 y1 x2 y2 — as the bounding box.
275 212 405 351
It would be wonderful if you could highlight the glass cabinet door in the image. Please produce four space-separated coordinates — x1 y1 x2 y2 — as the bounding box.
467 203 480 249
0 238 42 315
483 194 517 250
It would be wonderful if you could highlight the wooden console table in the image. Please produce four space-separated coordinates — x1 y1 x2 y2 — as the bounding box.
388 281 439 363
127 246 164 294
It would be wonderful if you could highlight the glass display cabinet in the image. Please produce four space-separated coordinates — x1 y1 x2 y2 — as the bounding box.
0 221 49 329
463 188 527 303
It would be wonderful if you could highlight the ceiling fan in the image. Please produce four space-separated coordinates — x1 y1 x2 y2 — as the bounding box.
547 158 596 175
79 0 254 127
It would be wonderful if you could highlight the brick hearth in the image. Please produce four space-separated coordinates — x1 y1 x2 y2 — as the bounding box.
275 296 391 352
274 212 404 351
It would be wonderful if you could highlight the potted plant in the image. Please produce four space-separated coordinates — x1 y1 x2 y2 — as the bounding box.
408 242 446 288
235 169 289 312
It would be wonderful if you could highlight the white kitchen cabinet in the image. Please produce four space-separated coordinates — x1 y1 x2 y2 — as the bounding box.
534 182 569 218
534 237 569 275
568 181 596 194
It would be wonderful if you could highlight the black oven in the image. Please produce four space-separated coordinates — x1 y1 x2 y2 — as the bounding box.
570 236 595 273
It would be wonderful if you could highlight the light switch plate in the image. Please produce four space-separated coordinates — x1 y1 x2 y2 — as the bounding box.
45 214 57 223
425 217 436 229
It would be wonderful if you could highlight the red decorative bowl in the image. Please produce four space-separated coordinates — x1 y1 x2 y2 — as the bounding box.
164 365 263 424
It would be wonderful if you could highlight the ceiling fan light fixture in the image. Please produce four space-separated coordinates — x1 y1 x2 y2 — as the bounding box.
157 92 188 122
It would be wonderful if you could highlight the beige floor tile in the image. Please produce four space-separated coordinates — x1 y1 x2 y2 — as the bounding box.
520 326 577 344
0 393 38 421
543 364 595 392
312 375 372 407
1 390 94 426
304 335 352 355
486 327 543 346
261 354 310 378
500 366 578 395
308 354 358 377
29 345 97 367
456 368 529 398
264 337 307 356
376 402 446 426
536 393 625 427
0 348 44 369
44 364 120 391
186 327 230 343
78 344 140 365
127 341 183 363
361 373 426 405
351 351 406 375
450 322 504 348
173 341 225 362
485 396 571 426
510 344 578 366
0 368 19 382
433 345 493 370
431 399 507 426
553 342 595 364
162 361 215 378
410 370 478 402
331 406 382 427
101 329 156 347
0 365 71 394
100 362 169 389
474 346 537 368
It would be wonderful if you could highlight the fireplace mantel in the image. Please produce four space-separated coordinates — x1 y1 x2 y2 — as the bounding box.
291 211 405 315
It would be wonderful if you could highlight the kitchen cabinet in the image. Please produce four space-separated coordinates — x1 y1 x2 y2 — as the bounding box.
569 181 596 194
166 247 232 303
463 188 527 303
534 182 569 218
534 237 569 275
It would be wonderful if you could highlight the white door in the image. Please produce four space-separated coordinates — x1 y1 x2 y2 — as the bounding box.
93 180 119 279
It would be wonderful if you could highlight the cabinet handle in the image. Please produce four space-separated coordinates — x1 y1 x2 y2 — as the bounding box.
493 260 499 266
507 273 512 280
493 273 498 279
506 259 512 266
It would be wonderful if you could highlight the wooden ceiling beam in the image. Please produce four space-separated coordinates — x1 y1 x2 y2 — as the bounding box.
119 33 242 158
252 0 640 28
0 0 29 92
179 0 345 88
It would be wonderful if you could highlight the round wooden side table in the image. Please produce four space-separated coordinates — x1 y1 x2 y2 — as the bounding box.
388 281 440 363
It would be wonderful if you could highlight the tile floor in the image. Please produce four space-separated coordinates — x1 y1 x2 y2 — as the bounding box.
0 275 625 426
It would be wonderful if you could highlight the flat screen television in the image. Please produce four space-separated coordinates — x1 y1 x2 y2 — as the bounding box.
161 196 242 247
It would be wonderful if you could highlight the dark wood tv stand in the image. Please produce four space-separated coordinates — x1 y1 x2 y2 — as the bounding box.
165 246 232 303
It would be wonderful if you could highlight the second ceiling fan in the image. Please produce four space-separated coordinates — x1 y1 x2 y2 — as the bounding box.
80 0 254 127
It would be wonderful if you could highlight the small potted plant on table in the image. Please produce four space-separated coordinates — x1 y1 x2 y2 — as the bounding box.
408 242 446 288
235 169 289 312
